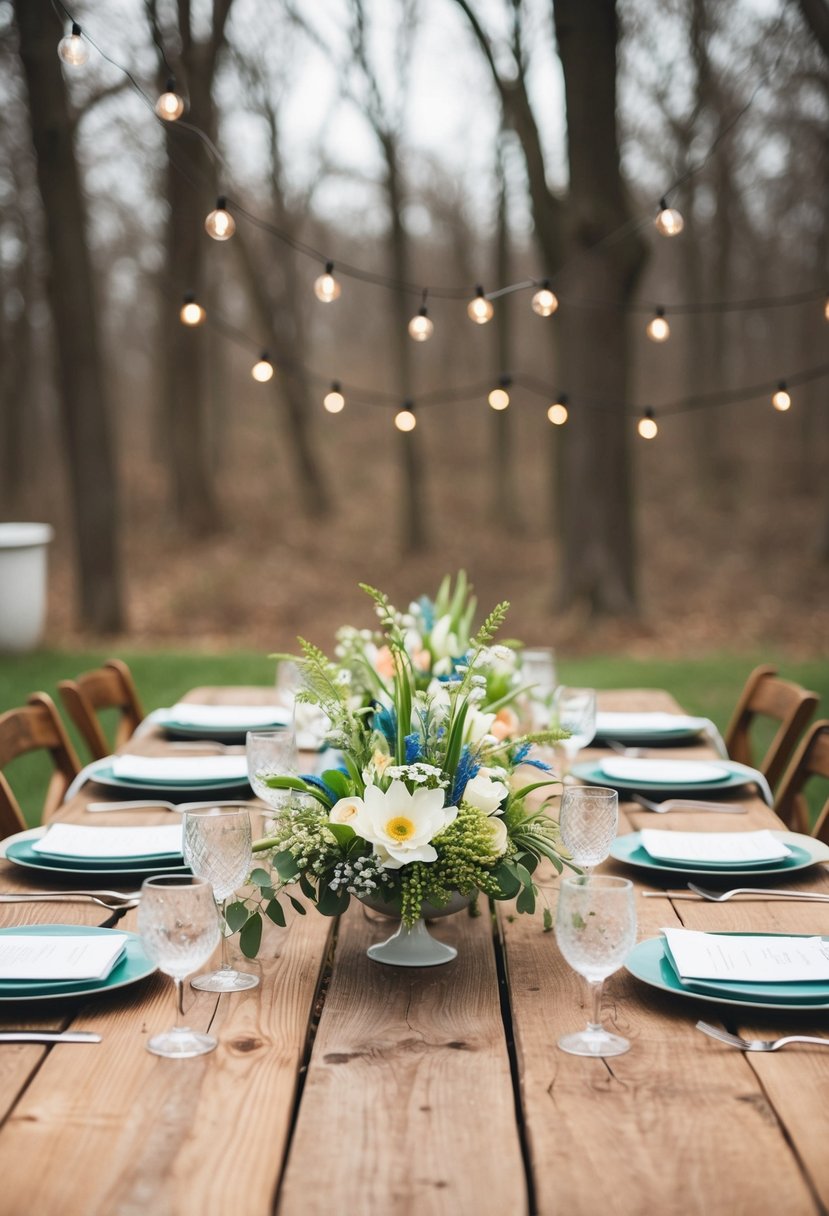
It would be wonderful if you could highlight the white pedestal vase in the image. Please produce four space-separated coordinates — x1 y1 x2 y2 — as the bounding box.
360 891 471 967
0 523 54 653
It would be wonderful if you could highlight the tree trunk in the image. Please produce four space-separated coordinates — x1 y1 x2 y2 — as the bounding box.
13 0 124 632
492 149 520 527
161 46 221 536
553 0 646 614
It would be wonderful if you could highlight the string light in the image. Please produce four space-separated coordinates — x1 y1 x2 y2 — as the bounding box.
395 401 417 432
204 197 235 241
179 293 206 326
57 23 88 66
638 407 658 439
646 307 671 343
408 293 434 341
488 375 511 410
323 382 345 413
155 77 185 121
824 295 829 322
467 285 494 325
314 261 342 303
547 394 569 425
655 197 684 237
771 381 791 411
531 280 559 317
251 352 274 382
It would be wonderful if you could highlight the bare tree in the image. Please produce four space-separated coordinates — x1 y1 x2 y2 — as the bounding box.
456 0 646 613
13 0 124 632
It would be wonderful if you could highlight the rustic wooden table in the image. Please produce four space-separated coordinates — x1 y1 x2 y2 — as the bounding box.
0 686 827 1216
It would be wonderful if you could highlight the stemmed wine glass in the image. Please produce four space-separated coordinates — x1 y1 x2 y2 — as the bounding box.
519 647 558 731
553 686 597 778
555 875 636 1057
138 875 221 1058
246 728 299 810
558 786 618 873
182 806 260 992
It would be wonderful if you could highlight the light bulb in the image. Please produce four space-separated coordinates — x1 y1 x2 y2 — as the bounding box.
531 280 558 317
547 397 568 425
314 261 341 303
771 382 791 411
58 24 88 67
646 308 670 342
395 404 417 432
205 198 235 241
467 285 494 325
324 382 345 413
179 294 205 326
488 377 511 410
638 409 658 439
655 198 684 237
156 79 184 121
252 353 274 382
824 295 829 322
408 307 434 341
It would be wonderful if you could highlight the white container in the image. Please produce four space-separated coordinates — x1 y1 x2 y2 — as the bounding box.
0 523 54 652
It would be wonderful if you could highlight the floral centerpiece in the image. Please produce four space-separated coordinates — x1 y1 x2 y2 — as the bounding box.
237 584 575 966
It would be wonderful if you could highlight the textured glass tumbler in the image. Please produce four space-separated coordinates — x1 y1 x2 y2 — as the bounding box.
558 786 618 873
553 686 597 779
555 875 636 1057
246 729 299 810
183 806 259 993
138 875 220 1057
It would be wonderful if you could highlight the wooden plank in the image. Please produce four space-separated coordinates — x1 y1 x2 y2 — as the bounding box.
279 899 528 1216
0 900 332 1216
499 867 817 1215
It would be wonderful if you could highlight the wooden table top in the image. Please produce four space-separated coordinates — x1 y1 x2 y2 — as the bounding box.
0 686 827 1216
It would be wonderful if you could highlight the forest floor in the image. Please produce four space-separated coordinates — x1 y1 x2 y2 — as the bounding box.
34 397 829 663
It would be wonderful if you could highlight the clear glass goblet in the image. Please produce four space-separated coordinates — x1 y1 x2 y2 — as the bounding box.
182 806 259 993
555 874 636 1057
558 785 618 873
138 874 221 1058
519 647 558 731
553 686 597 778
246 728 299 810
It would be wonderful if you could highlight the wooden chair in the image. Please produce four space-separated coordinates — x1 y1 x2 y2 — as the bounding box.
0 692 81 836
724 664 818 792
58 658 145 761
775 721 829 837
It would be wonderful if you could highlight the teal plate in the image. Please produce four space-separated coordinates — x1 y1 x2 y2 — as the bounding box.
0 924 156 1002
626 934 829 1011
572 758 756 797
89 759 251 796
610 830 828 878
2 830 189 880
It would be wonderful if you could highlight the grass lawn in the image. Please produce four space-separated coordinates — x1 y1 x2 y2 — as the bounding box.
1 649 827 828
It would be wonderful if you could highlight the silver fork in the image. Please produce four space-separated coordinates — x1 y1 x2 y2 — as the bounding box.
85 799 259 814
631 793 747 814
688 883 829 903
605 740 646 759
0 891 140 909
696 1021 829 1052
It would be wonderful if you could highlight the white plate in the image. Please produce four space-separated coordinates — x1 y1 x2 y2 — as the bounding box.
599 758 729 785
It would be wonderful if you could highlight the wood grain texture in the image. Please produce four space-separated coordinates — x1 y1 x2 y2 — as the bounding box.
0 901 332 1216
278 900 528 1216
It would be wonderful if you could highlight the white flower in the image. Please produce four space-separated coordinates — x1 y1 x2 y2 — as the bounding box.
329 797 365 825
430 614 461 661
347 780 458 868
463 772 509 816
465 709 497 745
485 815 509 856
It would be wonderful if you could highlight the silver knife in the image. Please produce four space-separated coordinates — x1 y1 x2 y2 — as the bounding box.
0 1031 102 1043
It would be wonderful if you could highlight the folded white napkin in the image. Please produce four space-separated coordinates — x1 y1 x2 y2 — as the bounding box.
32 823 183 859
163 704 291 728
641 829 791 864
600 758 728 784
596 712 706 734
111 755 248 783
663 927 829 984
0 934 128 981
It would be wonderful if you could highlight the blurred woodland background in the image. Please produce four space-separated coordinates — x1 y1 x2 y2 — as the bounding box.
0 0 828 658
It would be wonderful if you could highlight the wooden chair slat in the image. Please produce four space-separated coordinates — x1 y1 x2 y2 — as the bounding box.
0 694 80 833
724 665 818 790
776 721 829 837
58 659 145 761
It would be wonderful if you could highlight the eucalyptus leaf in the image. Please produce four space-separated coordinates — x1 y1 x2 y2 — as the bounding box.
224 900 250 933
274 850 301 882
265 898 286 927
287 894 307 916
239 910 263 958
516 885 536 915
316 885 351 916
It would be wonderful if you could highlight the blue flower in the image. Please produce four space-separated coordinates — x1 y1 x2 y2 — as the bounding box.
300 774 340 804
450 744 481 805
417 595 436 632
405 732 422 763
373 703 397 747
512 741 532 765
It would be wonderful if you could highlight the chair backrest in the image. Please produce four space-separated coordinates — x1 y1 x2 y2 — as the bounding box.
724 664 818 791
775 721 829 837
0 692 81 836
58 659 145 761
